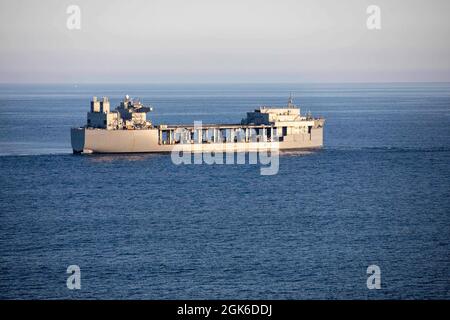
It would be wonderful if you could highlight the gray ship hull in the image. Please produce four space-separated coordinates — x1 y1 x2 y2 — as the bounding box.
71 127 324 154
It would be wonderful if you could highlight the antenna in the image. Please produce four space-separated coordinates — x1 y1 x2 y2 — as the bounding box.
288 92 294 108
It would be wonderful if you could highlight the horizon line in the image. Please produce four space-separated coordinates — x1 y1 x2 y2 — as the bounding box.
1 81 450 86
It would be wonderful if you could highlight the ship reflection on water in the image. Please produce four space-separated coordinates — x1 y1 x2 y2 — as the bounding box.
279 149 318 157
85 149 320 165
86 153 166 163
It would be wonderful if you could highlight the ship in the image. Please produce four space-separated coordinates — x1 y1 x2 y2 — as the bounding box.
70 95 325 154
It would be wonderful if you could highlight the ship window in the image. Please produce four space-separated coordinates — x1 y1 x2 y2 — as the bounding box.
282 127 287 136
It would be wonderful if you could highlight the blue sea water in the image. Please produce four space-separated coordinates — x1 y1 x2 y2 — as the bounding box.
0 83 449 299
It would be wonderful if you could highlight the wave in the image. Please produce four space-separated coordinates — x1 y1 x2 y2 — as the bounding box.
325 146 450 153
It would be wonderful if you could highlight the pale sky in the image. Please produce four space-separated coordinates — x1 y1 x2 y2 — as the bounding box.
0 0 449 83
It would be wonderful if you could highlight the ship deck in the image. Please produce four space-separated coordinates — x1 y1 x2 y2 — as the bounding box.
161 123 273 129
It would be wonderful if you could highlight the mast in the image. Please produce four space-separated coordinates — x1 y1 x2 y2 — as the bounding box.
288 92 294 108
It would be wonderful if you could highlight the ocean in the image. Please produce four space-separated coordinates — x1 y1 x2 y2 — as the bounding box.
0 83 449 299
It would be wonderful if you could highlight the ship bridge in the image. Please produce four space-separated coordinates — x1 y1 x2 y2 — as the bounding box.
86 95 153 130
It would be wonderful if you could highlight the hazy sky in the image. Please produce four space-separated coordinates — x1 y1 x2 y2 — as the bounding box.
0 0 449 83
